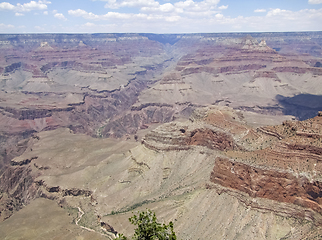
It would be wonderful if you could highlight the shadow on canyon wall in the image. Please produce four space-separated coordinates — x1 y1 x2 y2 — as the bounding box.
276 94 322 120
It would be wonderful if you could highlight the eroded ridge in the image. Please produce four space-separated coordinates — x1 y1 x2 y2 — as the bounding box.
142 122 241 152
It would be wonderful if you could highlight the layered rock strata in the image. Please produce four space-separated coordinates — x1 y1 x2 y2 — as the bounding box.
142 107 322 226
210 157 322 223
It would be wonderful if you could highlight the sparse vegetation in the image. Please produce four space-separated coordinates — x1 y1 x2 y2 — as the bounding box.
106 200 155 216
115 209 176 240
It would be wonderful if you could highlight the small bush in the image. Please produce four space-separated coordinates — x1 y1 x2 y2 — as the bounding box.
116 209 177 240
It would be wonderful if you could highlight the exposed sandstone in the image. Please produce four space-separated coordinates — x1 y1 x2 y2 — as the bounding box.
187 128 239 150
210 157 322 218
142 119 241 152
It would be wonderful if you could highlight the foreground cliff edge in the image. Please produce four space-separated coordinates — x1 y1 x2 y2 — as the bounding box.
0 32 322 239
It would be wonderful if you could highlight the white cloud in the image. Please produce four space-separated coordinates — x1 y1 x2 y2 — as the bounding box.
43 10 48 15
54 13 67 20
266 8 290 17
0 2 15 10
105 0 159 9
67 5 322 33
68 9 94 18
218 5 228 10
0 1 51 12
15 12 24 16
174 0 220 12
34 25 45 31
215 13 223 18
103 0 222 15
68 9 142 20
160 3 175 12
105 12 133 19
138 0 225 19
84 22 96 27
0 23 14 28
309 0 322 4
254 9 266 13
18 1 49 11
249 8 322 31
88 0 321 33
165 15 180 21
141 2 178 13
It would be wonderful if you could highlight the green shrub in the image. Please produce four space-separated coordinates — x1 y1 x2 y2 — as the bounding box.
116 209 176 240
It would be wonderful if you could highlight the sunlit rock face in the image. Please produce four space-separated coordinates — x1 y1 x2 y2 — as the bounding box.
0 32 322 239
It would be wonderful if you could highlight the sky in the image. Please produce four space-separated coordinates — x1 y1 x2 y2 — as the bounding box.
0 0 322 33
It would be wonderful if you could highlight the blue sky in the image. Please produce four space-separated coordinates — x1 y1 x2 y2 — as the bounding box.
0 0 321 33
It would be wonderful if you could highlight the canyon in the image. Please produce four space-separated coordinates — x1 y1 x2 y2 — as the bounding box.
0 32 322 239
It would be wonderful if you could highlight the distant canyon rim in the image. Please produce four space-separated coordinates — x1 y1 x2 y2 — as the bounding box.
0 32 322 239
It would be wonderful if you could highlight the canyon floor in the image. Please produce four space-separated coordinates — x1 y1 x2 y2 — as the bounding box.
0 32 322 239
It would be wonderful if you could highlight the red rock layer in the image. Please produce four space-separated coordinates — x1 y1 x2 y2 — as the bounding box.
211 157 322 215
186 128 238 151
143 123 240 152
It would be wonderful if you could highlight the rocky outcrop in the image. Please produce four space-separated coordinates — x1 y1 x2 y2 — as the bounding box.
0 106 74 120
179 64 267 76
210 157 322 222
62 188 92 197
187 128 239 150
257 126 284 139
159 72 186 85
11 156 38 166
100 222 118 235
131 103 173 111
272 66 322 75
142 120 241 151
35 180 93 200
0 165 39 221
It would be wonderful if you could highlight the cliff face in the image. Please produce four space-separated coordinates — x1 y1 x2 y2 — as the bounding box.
0 165 39 221
210 157 322 222
142 122 240 151
209 111 322 226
